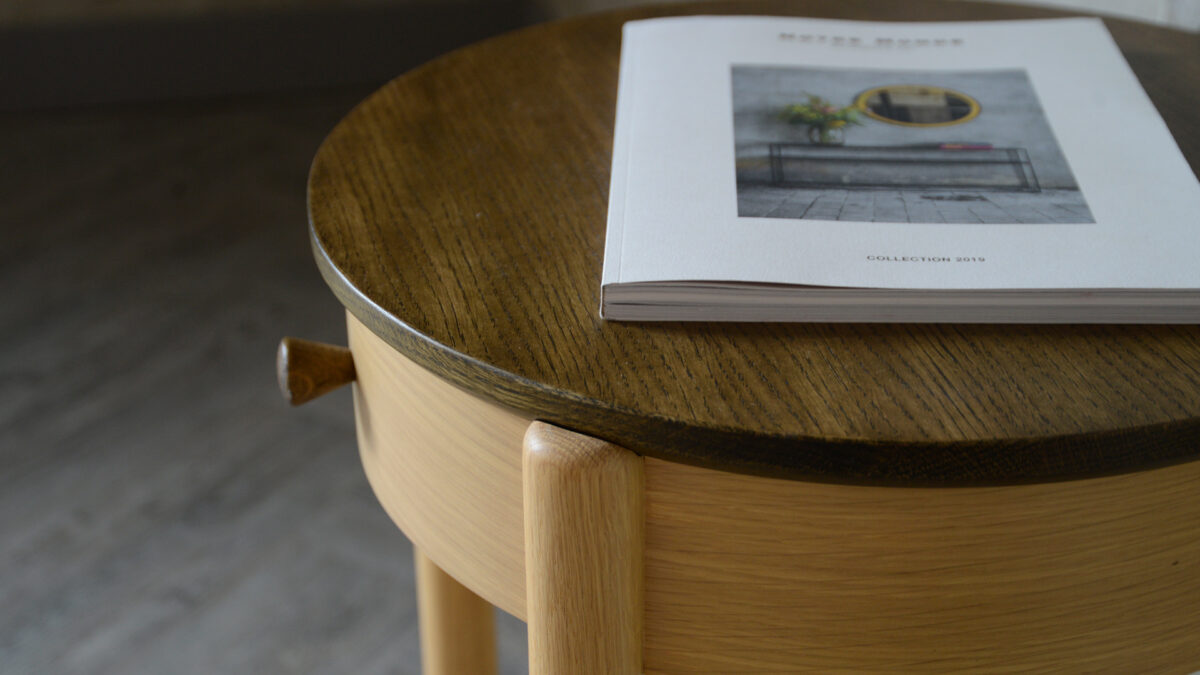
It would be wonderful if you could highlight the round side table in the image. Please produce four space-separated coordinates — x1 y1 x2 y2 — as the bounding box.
284 1 1200 672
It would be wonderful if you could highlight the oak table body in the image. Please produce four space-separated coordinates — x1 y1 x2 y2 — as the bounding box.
304 1 1200 672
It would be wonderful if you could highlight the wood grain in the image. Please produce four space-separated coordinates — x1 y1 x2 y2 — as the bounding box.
308 0 1200 485
414 549 498 675
641 454 1200 672
347 312 529 618
523 421 643 675
276 336 356 405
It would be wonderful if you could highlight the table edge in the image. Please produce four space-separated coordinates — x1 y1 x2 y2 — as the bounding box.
312 227 1200 486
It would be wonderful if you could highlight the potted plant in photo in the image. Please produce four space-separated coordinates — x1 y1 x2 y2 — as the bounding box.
782 94 862 145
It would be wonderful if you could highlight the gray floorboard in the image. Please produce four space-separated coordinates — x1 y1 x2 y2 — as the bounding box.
0 90 527 674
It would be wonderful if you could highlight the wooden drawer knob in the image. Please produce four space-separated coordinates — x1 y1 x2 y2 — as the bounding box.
277 337 356 405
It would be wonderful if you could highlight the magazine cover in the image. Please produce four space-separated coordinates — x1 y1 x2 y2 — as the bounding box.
602 16 1200 300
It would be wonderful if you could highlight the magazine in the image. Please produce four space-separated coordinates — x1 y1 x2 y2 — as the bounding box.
600 15 1200 322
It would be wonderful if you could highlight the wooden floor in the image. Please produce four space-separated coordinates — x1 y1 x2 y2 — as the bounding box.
0 89 527 674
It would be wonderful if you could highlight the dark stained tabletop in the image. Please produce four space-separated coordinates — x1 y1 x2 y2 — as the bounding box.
308 0 1200 485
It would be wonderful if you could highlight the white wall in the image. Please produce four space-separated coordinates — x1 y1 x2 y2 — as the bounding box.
967 0 1200 32
534 0 1200 31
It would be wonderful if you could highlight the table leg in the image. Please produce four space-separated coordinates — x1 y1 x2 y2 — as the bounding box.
414 548 498 675
523 421 643 675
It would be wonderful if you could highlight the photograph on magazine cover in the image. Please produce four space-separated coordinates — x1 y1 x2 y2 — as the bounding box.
732 65 1094 224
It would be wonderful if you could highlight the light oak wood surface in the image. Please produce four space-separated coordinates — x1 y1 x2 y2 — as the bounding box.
347 312 1200 672
347 313 529 618
523 422 643 675
414 549 498 675
641 456 1200 672
309 0 1200 485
